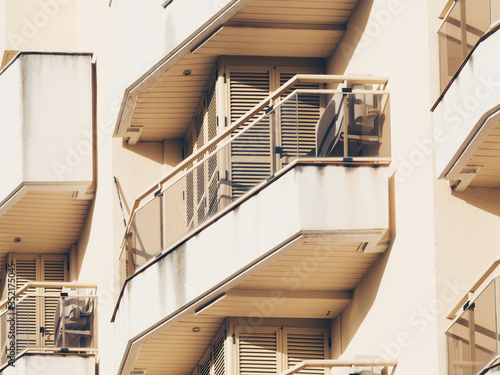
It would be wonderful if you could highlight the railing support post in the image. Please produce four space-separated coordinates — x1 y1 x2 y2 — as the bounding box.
62 295 66 348
270 103 277 175
460 0 468 59
343 92 349 159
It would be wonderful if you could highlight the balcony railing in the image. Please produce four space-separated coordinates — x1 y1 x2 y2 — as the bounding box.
0 282 97 370
446 276 500 375
278 359 398 375
438 0 500 91
119 75 390 282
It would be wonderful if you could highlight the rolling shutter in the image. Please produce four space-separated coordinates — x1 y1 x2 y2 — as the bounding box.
283 329 327 375
228 69 272 200
278 72 321 166
237 328 280 375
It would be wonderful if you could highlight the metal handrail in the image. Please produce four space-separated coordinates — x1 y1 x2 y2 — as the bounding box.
0 282 97 311
446 257 500 319
121 74 388 249
277 359 398 375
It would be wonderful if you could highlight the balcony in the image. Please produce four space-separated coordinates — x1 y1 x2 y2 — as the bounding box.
0 52 94 255
0 282 97 374
446 276 500 375
433 2 500 190
119 75 391 279
438 0 500 91
113 76 392 375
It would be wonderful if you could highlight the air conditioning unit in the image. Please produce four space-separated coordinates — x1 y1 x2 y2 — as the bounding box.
54 288 95 348
351 84 380 134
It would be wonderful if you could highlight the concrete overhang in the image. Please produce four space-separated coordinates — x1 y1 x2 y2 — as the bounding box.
113 0 357 143
113 162 390 375
0 52 95 254
433 24 500 190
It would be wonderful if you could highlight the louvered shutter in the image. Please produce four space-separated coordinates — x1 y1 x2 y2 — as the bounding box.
237 327 280 375
195 111 207 224
278 72 321 166
200 348 211 375
283 328 327 375
184 75 220 229
40 255 67 347
9 254 67 351
206 78 220 217
212 326 226 375
228 69 272 200
185 124 196 230
11 254 38 352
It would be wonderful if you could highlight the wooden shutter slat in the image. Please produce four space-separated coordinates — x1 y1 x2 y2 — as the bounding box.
12 255 38 353
229 70 272 200
238 329 279 375
41 256 67 347
213 328 225 375
279 72 321 161
284 329 326 375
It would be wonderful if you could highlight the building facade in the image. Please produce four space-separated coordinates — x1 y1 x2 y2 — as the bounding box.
0 0 499 375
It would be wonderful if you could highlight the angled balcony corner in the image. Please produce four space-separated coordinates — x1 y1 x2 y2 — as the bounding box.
0 52 95 253
0 52 97 372
113 74 392 374
433 0 500 191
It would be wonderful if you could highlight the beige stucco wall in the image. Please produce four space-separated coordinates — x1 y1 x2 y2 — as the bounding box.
326 0 441 373
0 0 5 53
4 0 78 51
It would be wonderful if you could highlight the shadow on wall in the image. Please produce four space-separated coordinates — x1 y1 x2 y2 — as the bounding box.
327 0 375 75
452 187 500 217
122 139 165 165
333 171 396 357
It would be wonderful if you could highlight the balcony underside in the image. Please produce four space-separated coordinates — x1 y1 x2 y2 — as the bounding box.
433 25 500 190
114 163 390 375
0 187 92 254
132 240 382 375
114 0 359 142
